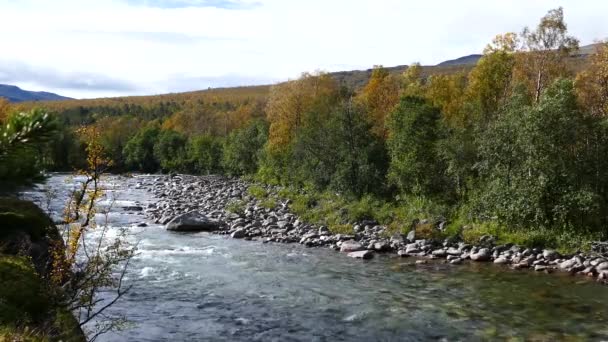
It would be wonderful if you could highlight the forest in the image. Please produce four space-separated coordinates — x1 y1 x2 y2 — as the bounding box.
3 7 608 251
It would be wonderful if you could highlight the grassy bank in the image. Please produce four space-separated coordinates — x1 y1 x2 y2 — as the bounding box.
244 183 600 254
0 198 85 342
0 255 83 342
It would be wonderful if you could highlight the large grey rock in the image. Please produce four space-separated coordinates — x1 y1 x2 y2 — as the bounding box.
431 249 447 257
470 248 491 262
494 257 509 264
406 230 416 243
166 211 221 232
596 261 608 271
231 229 247 239
340 240 364 253
348 250 374 260
405 243 421 254
559 259 577 270
542 249 560 260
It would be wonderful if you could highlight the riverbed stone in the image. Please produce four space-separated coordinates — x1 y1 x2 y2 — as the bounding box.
406 230 416 243
470 248 491 262
340 240 364 253
405 243 421 254
231 229 247 239
596 261 608 271
559 259 577 270
348 250 374 260
494 257 509 264
166 211 222 232
543 249 560 260
397 249 410 257
431 249 447 258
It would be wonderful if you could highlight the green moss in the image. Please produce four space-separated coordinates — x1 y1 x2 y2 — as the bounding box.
0 255 50 325
0 197 54 241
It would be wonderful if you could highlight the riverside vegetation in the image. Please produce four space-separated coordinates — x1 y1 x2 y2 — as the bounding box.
2 7 608 338
8 8 607 252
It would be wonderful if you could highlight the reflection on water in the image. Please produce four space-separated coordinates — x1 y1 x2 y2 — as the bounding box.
24 174 608 342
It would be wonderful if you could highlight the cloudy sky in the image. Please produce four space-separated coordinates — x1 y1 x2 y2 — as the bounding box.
0 0 607 99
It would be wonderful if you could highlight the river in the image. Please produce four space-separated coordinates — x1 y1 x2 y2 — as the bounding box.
21 174 608 341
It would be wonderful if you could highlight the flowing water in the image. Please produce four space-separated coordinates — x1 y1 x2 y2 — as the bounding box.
22 174 608 341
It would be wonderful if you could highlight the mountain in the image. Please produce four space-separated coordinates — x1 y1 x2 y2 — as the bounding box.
0 84 72 103
436 54 483 66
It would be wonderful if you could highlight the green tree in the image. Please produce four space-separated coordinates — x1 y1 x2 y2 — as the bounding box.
474 79 602 231
153 130 188 172
386 97 446 197
187 134 223 175
222 119 268 176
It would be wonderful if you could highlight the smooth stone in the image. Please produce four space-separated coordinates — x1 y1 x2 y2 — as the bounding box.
559 259 577 270
348 250 374 260
470 248 491 262
415 260 428 265
397 250 410 257
596 262 608 271
534 265 548 272
494 257 509 264
405 243 421 254
431 249 447 257
449 258 463 265
340 240 364 253
406 230 416 243
230 229 247 239
542 249 559 260
166 211 222 232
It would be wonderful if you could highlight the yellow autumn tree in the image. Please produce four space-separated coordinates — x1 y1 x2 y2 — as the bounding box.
575 41 608 117
0 97 11 124
513 7 579 103
466 33 518 124
356 66 400 138
426 72 468 127
266 72 338 152
401 62 426 98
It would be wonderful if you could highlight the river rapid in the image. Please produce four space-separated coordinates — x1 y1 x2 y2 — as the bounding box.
21 174 608 341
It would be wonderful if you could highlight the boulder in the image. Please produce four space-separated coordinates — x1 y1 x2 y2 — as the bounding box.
231 229 247 239
348 250 374 260
166 211 222 232
493 257 509 264
340 240 364 253
406 230 416 243
470 248 491 262
596 261 608 271
405 243 421 254
559 259 577 270
542 249 560 260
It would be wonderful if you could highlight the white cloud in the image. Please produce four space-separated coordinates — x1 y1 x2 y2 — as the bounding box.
0 0 607 98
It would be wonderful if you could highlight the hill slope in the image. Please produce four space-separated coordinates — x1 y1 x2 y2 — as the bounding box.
16 43 600 110
0 84 72 103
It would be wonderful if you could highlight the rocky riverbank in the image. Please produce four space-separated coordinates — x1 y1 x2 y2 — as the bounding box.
138 174 608 285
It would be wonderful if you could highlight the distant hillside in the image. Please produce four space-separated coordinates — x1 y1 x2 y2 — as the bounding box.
17 43 600 110
0 84 72 103
437 54 483 66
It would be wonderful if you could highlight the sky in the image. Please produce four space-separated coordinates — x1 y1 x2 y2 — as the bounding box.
0 0 607 99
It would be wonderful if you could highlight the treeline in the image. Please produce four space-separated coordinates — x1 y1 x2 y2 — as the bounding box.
3 8 608 246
